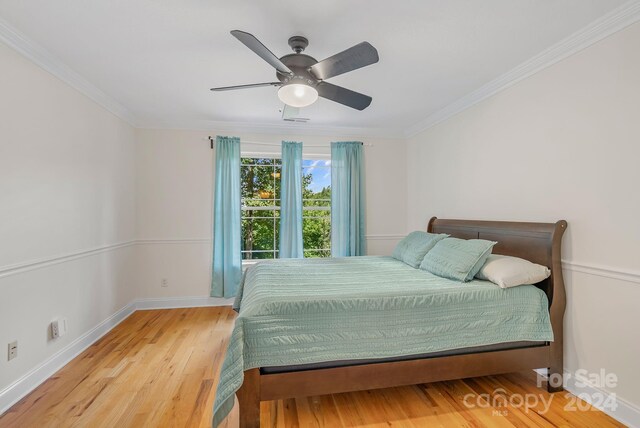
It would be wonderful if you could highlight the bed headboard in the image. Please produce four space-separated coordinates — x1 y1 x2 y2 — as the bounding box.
427 217 567 357
427 217 567 307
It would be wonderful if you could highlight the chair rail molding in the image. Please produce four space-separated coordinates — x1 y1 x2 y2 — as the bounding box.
3 239 639 287
136 235 406 244
0 241 136 279
136 238 212 245
365 234 405 241
562 260 640 285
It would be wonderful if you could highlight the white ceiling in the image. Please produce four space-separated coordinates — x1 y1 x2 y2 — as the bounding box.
0 0 629 134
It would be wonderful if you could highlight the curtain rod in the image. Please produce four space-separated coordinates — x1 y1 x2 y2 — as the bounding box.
207 136 372 149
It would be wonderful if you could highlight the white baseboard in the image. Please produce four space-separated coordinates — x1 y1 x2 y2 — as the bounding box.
535 368 640 427
0 301 136 415
565 371 640 428
134 296 234 310
0 295 233 416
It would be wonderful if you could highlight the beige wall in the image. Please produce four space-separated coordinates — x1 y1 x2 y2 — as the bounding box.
2 14 639 426
0 40 137 402
134 128 408 298
406 22 640 415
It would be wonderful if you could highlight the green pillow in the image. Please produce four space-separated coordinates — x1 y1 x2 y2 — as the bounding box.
419 238 497 282
392 231 448 268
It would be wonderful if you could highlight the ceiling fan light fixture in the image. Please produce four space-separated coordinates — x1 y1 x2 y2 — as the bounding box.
277 83 318 108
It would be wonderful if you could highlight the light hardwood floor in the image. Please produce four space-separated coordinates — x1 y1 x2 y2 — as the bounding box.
0 307 623 428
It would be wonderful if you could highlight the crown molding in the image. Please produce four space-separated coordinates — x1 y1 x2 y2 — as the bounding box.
0 20 390 137
3 2 639 138
404 0 640 137
135 119 403 139
0 17 139 127
0 17 395 137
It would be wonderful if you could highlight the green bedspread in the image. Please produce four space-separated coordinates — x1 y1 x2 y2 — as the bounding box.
212 256 553 426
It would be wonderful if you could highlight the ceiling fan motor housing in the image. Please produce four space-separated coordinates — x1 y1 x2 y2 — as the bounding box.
277 53 318 87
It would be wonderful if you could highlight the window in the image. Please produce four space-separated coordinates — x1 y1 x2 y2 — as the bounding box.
241 157 331 259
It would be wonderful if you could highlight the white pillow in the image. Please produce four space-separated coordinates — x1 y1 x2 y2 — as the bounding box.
476 254 550 288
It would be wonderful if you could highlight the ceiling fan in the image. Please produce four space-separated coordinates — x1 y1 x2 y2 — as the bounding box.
210 30 379 110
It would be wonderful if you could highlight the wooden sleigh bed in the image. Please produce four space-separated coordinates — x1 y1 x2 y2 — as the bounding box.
235 217 567 427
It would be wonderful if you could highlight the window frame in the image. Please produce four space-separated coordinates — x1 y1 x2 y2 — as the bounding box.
240 155 331 261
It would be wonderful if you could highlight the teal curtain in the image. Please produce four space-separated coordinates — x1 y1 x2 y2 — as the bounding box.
331 141 366 257
279 141 304 258
211 136 242 297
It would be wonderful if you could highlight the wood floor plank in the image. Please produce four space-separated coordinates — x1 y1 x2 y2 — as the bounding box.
0 307 625 428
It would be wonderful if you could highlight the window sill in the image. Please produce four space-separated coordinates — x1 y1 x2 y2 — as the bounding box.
242 260 261 270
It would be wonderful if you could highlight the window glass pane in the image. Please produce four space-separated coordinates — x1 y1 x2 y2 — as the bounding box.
303 209 330 218
241 157 257 166
242 217 277 252
302 159 329 168
242 166 277 200
303 217 331 258
241 158 279 260
242 157 276 166
303 199 331 209
302 160 331 199
302 159 331 258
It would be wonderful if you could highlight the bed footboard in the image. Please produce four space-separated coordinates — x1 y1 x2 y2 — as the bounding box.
236 344 558 427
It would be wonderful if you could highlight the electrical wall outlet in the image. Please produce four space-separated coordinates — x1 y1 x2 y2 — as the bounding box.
8 341 17 361
51 320 59 339
161 278 168 287
51 318 67 339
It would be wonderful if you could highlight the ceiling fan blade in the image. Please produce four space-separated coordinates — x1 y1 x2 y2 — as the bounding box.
231 30 292 75
316 82 372 110
309 42 379 80
210 82 281 91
